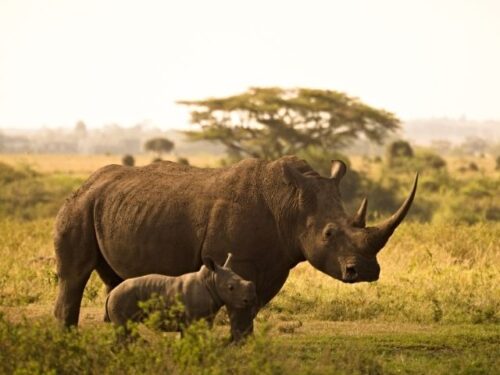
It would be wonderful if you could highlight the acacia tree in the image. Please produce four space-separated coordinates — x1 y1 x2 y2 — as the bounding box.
144 137 175 159
179 87 400 160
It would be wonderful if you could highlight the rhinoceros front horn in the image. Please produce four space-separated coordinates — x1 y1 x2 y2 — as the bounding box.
370 173 419 251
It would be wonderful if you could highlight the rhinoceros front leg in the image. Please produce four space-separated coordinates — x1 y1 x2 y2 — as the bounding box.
226 265 289 341
53 213 98 327
54 270 93 327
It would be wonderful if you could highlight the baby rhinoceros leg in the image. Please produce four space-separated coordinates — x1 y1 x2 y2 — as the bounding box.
105 282 146 337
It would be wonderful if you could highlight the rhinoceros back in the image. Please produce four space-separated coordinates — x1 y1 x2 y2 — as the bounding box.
68 159 268 280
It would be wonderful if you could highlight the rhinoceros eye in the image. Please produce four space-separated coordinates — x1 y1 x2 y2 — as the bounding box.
323 225 338 240
228 284 234 291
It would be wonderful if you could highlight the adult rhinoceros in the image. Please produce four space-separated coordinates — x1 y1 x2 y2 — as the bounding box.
54 156 417 340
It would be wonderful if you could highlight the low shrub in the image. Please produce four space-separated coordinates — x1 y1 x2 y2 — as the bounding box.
0 172 83 220
176 157 190 166
0 161 38 184
121 154 135 166
0 313 283 375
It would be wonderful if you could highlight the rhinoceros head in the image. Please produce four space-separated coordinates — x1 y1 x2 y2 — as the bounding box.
203 253 257 308
282 159 418 283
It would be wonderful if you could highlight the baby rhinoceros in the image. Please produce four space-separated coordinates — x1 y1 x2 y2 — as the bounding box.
105 253 256 332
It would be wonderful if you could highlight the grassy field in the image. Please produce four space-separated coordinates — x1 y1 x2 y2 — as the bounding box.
1 152 496 177
0 154 499 374
0 153 222 175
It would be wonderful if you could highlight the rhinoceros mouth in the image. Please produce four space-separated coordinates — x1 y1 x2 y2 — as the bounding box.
228 300 254 309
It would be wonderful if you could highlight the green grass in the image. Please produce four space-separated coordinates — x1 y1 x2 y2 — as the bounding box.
0 314 498 374
272 323 499 374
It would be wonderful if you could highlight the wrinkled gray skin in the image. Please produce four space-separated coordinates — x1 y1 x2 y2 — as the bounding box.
105 254 256 330
54 155 417 340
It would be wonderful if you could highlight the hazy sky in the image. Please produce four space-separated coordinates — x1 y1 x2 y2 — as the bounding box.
1 0 499 130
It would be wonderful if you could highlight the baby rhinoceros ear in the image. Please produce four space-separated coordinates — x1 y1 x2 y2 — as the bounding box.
202 256 217 272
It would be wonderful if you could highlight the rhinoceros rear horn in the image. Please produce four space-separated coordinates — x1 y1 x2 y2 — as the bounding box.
370 173 419 251
352 197 368 228
223 253 233 268
330 160 347 183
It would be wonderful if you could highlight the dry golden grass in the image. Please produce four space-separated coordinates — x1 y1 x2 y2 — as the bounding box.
446 155 498 177
1 153 496 180
351 154 498 180
0 153 222 176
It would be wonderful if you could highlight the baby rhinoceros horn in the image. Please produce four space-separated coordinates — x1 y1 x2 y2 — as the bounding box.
223 253 233 268
202 253 233 272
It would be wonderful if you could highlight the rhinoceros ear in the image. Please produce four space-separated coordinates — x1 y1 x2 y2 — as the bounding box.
202 256 217 272
282 164 307 188
282 163 317 210
330 160 347 183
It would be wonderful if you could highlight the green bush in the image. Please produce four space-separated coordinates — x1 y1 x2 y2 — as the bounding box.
176 157 190 166
468 161 479 171
0 161 38 184
386 140 414 167
121 154 135 166
431 178 500 224
0 171 83 220
0 313 283 375
418 151 447 169
387 149 447 172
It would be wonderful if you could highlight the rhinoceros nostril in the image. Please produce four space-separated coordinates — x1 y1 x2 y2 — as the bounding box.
345 266 358 282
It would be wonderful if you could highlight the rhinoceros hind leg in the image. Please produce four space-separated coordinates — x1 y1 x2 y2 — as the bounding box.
95 254 123 322
95 253 123 293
